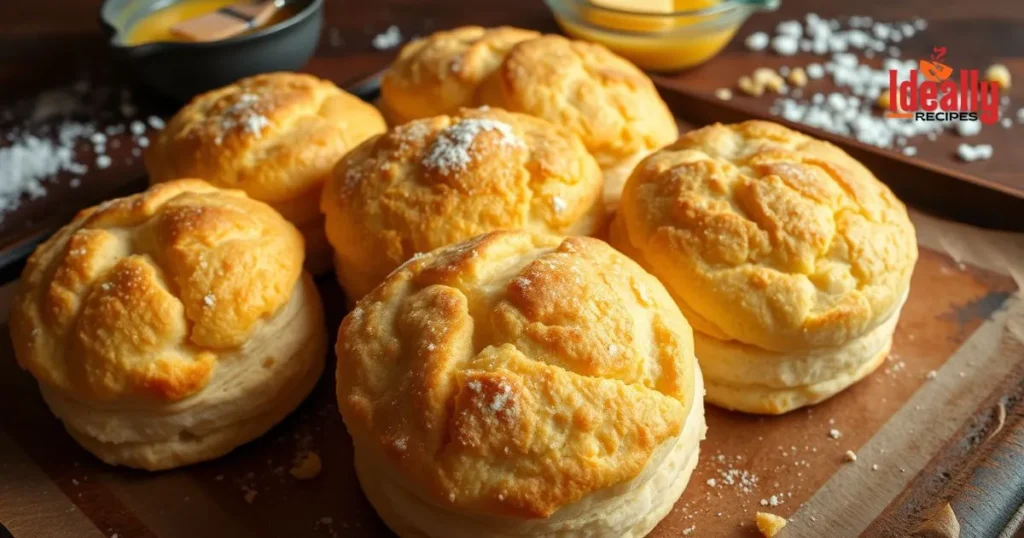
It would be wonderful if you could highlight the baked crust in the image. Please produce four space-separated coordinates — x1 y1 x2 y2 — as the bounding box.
145 72 386 269
611 121 918 352
11 179 304 402
479 35 678 170
380 29 678 209
380 26 540 125
336 231 699 520
321 107 605 301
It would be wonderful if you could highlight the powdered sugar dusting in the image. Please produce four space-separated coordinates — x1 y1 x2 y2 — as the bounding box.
423 118 524 173
215 92 270 144
490 382 512 412
552 196 567 213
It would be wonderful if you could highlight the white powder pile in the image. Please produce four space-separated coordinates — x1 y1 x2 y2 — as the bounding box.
215 92 269 143
741 14 1014 159
0 136 77 214
424 118 524 173
372 25 403 50
490 382 513 412
0 82 163 219
957 143 994 162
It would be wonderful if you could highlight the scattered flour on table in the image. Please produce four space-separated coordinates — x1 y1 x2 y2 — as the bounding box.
739 14 1014 160
371 25 403 50
0 82 163 219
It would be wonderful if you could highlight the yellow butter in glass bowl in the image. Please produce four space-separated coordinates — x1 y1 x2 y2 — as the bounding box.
546 0 778 71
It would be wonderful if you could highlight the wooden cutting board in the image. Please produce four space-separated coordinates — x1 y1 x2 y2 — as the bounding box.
0 211 1021 538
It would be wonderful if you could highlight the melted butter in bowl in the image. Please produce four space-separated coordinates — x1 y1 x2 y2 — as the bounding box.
546 0 778 72
122 0 302 45
99 0 323 101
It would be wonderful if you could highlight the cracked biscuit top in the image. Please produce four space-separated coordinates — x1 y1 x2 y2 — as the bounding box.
11 180 304 403
336 231 696 519
611 121 918 351
380 26 540 125
322 107 605 301
146 72 386 222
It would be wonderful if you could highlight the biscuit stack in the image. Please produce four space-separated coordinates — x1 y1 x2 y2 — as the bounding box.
8 24 918 538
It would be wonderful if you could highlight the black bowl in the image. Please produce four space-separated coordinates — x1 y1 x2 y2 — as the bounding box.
99 0 323 102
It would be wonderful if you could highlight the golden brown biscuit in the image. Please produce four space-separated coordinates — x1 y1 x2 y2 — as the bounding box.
380 26 540 125
321 107 605 302
478 35 678 209
610 121 917 414
381 29 678 210
146 72 387 273
336 231 705 538
10 180 326 469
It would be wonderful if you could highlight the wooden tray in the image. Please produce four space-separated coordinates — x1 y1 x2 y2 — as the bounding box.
0 238 1020 538
2 82 1024 538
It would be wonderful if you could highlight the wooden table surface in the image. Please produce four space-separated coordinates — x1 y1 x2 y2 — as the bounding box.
1 1 1023 537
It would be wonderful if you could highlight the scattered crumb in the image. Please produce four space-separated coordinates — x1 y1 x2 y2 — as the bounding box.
215 474 224 481
984 64 1011 89
745 32 770 51
706 478 717 487
753 68 786 93
988 401 1007 440
714 88 733 101
926 370 937 380
243 487 258 504
957 120 982 137
829 429 842 439
371 25 403 50
290 451 322 480
788 67 808 88
844 450 858 462
872 464 879 471
738 75 764 97
957 143 994 162
682 525 696 535
756 512 788 537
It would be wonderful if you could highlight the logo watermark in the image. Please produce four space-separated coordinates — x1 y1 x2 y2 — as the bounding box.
886 47 1000 125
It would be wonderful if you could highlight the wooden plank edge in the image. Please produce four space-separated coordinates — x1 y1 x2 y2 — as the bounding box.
861 325 1024 537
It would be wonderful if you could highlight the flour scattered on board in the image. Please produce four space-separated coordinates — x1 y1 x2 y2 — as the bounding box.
0 81 162 220
371 25 403 50
739 14 1014 160
424 118 524 173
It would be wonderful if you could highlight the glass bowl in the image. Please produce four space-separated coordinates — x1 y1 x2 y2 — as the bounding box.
544 0 779 71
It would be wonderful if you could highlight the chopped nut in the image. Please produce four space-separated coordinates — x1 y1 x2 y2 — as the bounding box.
289 451 323 480
714 88 733 101
738 76 764 97
756 512 788 537
844 450 857 462
984 64 1011 89
788 67 808 88
753 67 786 93
877 91 891 110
